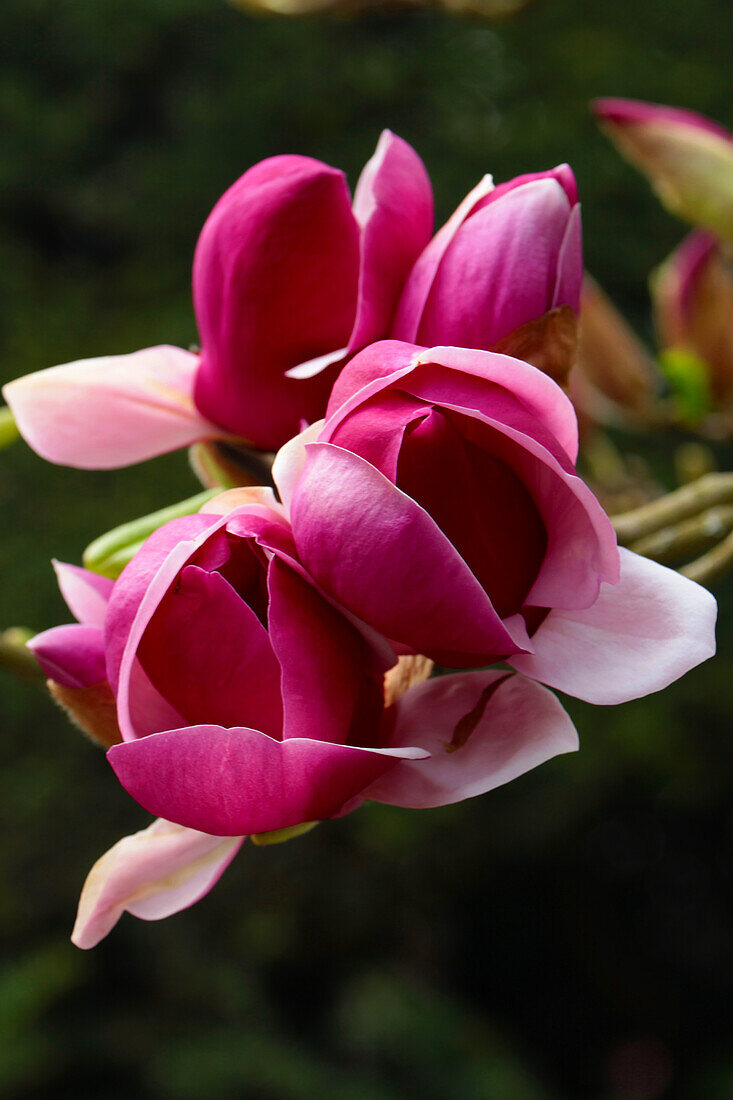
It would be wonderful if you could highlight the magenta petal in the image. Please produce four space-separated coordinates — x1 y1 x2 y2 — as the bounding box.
29 624 106 688
108 725 427 836
348 130 434 352
551 203 583 312
391 174 496 343
268 558 386 745
192 155 361 450
291 443 527 666
72 818 244 949
3 346 216 469
53 561 114 627
137 564 283 735
414 179 573 349
104 514 220 694
593 97 733 142
326 342 579 465
510 548 717 703
365 670 577 808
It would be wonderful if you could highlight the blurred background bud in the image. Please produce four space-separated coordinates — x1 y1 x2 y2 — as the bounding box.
652 231 733 406
594 98 733 242
571 275 660 430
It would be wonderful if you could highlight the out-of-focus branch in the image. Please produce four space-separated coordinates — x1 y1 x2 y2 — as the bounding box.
680 529 733 586
0 628 43 681
612 473 733 544
613 472 733 587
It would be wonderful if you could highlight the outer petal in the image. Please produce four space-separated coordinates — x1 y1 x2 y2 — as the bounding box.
391 174 495 343
29 624 106 688
325 342 579 466
192 156 361 450
364 670 578 808
509 548 717 703
3 347 218 469
412 179 573 350
71 818 244 949
104 514 220 693
291 442 530 666
108 725 428 836
348 130 434 352
53 561 114 627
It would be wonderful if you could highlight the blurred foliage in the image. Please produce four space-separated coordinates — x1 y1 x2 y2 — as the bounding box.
1 0 733 1098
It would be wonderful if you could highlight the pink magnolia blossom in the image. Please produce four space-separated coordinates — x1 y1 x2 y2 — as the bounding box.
3 131 433 465
391 164 582 366
594 98 733 241
37 489 578 945
285 341 716 702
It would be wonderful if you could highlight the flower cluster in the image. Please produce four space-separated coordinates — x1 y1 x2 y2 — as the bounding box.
6 131 716 947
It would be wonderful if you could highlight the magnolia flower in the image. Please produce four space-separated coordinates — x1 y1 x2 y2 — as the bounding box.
594 98 733 242
285 340 717 703
35 489 579 946
4 131 433 463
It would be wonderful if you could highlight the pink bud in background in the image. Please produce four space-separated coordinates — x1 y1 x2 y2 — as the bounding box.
652 230 733 402
4 131 433 466
392 165 582 383
594 98 733 242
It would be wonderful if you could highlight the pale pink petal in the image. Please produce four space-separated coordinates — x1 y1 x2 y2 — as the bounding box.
510 548 717 703
53 561 114 627
3 346 220 469
71 817 244 949
271 420 325 515
364 670 578 808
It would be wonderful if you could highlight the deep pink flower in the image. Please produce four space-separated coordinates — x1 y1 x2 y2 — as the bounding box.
4 131 433 464
35 489 579 946
391 164 582 358
284 341 716 701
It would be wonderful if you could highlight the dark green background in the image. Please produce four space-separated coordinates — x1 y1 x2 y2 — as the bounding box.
2 1 732 1096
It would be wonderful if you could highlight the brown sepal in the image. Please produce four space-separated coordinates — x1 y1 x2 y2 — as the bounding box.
491 306 579 389
47 680 123 749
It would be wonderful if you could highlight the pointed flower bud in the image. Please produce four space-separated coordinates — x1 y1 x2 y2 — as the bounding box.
594 98 733 241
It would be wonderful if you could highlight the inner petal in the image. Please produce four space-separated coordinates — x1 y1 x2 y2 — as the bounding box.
138 563 283 736
396 408 547 619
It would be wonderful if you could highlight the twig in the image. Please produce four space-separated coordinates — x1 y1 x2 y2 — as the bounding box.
0 629 43 681
628 505 733 564
613 473 733 544
681 528 733 586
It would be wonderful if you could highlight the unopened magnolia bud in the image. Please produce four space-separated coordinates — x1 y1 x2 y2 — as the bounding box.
573 275 660 426
652 232 733 402
83 489 217 579
594 98 733 242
